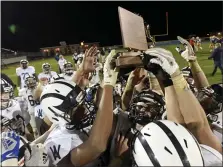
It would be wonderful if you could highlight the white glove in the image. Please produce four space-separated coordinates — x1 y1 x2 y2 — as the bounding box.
145 48 179 75
103 50 119 87
25 143 49 166
177 36 196 61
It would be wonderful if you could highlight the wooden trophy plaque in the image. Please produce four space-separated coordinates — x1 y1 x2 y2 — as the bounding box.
116 7 148 68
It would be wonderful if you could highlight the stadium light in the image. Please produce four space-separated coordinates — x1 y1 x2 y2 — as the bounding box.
207 34 209 36
81 41 84 46
218 32 221 35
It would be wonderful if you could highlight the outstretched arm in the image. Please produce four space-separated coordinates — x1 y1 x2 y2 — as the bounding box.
144 47 222 154
70 50 118 166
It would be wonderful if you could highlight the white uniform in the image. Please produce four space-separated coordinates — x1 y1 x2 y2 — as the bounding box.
200 144 222 166
16 66 35 88
44 124 103 166
19 88 39 115
38 71 57 83
59 71 76 81
1 99 23 120
89 63 102 86
18 88 39 136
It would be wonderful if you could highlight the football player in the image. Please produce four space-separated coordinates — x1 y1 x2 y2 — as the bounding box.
118 47 222 167
195 36 202 50
1 81 32 140
89 57 103 87
41 47 118 167
19 76 40 138
16 59 37 90
59 61 76 81
1 77 14 99
38 63 57 84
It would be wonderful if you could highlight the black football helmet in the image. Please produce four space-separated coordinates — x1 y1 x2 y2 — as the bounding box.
25 76 37 89
197 85 223 115
128 89 166 126
42 63 51 73
64 61 74 76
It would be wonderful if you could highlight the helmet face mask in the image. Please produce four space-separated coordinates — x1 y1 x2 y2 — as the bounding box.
128 89 165 126
64 62 74 76
25 76 37 89
197 87 222 115
20 59 28 69
42 63 51 73
1 115 25 136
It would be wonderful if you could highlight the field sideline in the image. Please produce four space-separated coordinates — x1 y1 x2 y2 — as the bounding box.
2 42 222 95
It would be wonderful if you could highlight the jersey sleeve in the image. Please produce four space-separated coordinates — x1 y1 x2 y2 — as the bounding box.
30 66 35 74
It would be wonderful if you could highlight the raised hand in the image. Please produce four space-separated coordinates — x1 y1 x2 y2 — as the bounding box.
177 36 196 61
144 48 179 76
115 133 129 157
79 47 98 73
103 50 119 87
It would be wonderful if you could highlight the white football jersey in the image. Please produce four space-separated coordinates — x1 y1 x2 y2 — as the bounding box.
200 144 222 166
44 124 92 166
19 88 39 115
1 99 23 120
16 66 35 88
38 71 57 83
89 63 102 86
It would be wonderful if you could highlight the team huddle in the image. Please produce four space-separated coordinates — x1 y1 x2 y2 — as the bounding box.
1 36 223 166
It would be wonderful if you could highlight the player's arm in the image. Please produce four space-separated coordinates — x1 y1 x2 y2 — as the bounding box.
16 68 21 89
177 36 209 89
171 70 222 153
70 50 118 166
94 81 104 108
33 82 44 100
121 68 145 111
189 59 209 89
145 48 222 154
32 123 56 144
148 72 164 95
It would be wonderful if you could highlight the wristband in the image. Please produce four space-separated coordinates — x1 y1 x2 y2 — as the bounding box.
171 73 189 93
163 78 173 87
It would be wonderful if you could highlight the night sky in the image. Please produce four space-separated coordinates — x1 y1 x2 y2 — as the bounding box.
1 1 223 52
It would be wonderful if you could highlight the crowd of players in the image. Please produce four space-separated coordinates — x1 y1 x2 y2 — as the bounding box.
1 36 223 166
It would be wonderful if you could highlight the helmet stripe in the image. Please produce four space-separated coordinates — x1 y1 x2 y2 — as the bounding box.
154 121 191 167
137 131 161 167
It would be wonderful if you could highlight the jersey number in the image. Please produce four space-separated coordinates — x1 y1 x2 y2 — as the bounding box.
21 72 31 80
28 95 39 106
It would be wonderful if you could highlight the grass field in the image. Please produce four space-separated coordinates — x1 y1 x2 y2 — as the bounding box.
2 42 222 96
